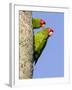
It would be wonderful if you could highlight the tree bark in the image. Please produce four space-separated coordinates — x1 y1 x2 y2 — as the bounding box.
19 11 33 79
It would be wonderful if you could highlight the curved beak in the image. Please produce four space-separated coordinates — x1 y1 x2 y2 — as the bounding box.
48 28 54 36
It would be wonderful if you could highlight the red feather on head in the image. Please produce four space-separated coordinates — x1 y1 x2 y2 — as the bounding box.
40 19 46 27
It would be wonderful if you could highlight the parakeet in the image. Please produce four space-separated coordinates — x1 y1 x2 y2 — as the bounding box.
33 28 54 64
32 18 46 29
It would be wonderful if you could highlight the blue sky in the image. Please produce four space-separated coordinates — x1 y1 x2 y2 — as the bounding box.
32 11 64 78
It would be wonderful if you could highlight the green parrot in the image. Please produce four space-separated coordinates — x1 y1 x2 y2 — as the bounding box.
32 18 46 29
33 28 54 64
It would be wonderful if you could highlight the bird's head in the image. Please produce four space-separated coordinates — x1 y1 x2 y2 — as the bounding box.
47 28 54 37
40 19 46 27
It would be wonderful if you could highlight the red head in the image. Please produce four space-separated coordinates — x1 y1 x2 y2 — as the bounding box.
47 28 54 36
40 19 46 27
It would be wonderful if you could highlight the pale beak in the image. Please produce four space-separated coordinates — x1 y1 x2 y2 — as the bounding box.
42 24 45 27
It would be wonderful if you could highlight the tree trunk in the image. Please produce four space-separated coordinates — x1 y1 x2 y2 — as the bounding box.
19 11 33 79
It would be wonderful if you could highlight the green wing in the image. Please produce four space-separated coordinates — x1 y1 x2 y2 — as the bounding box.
34 28 49 64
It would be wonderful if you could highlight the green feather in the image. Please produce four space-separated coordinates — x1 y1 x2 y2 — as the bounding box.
33 28 50 64
32 18 41 29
